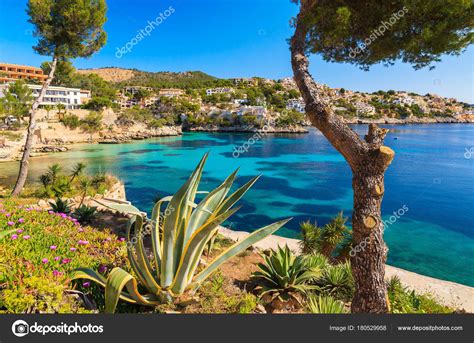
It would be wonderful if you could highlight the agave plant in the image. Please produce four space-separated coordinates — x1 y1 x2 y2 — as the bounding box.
72 153 290 313
49 198 71 214
73 205 97 224
317 261 354 299
251 245 321 304
306 294 346 314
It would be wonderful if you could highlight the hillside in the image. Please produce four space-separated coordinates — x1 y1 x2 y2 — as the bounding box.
76 67 136 83
77 67 227 89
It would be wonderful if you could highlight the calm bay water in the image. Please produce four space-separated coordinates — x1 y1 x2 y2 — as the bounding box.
1 124 473 286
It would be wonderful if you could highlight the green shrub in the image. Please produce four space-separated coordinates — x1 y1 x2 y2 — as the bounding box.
80 111 103 132
61 114 80 129
306 294 346 314
387 276 453 314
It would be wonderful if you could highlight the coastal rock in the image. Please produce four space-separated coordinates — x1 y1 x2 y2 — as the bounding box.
186 125 308 134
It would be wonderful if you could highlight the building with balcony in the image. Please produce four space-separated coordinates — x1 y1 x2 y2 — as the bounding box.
0 63 48 83
158 88 184 97
0 83 91 110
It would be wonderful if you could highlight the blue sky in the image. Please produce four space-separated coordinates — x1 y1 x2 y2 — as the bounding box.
0 0 472 102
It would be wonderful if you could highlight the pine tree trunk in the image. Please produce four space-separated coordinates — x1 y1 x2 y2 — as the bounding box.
290 3 394 313
12 56 58 196
350 164 389 313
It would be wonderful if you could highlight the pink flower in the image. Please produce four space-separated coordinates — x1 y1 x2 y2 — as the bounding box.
98 265 107 273
50 245 57 250
48 210 54 214
70 247 77 251
78 240 89 245
42 258 49 264
54 256 61 261
16 229 24 233
118 237 125 242
82 281 91 288
7 221 14 226
61 258 71 264
53 270 62 277
18 218 25 223
23 235 31 240
5 213 11 217
11 234 18 240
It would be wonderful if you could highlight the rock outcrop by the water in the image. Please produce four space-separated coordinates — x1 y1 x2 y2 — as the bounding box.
185 124 308 133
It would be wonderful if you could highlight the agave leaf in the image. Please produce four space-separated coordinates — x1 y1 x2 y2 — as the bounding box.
0 228 17 240
104 267 159 313
71 268 138 304
184 169 238 247
150 196 172 271
170 207 241 294
216 175 260 214
161 153 208 288
192 218 291 286
131 215 161 294
94 200 143 216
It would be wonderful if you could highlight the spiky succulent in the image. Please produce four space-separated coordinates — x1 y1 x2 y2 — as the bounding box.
252 245 321 303
72 153 290 312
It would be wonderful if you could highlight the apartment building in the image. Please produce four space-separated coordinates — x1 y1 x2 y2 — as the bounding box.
158 88 184 97
286 98 306 113
0 63 47 83
206 87 234 96
0 83 91 109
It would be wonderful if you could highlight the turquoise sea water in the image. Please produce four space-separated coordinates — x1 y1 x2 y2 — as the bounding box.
0 124 473 286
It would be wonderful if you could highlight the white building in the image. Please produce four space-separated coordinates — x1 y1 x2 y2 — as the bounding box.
206 87 234 96
0 83 91 109
393 96 415 106
354 102 376 116
237 105 267 119
286 98 305 113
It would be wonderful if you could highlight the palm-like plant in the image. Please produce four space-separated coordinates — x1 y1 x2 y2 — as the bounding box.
72 153 290 313
299 212 351 260
306 294 346 314
69 162 86 183
251 245 321 304
46 163 62 185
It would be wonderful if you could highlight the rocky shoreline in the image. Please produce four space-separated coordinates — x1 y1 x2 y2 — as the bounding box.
343 115 473 124
184 124 308 133
98 125 182 144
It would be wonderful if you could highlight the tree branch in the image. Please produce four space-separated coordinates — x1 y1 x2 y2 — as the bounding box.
290 1 369 170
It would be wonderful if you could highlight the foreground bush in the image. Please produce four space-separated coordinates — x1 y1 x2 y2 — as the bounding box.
0 200 127 313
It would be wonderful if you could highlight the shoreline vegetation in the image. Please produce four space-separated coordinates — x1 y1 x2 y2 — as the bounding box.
1 177 472 314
